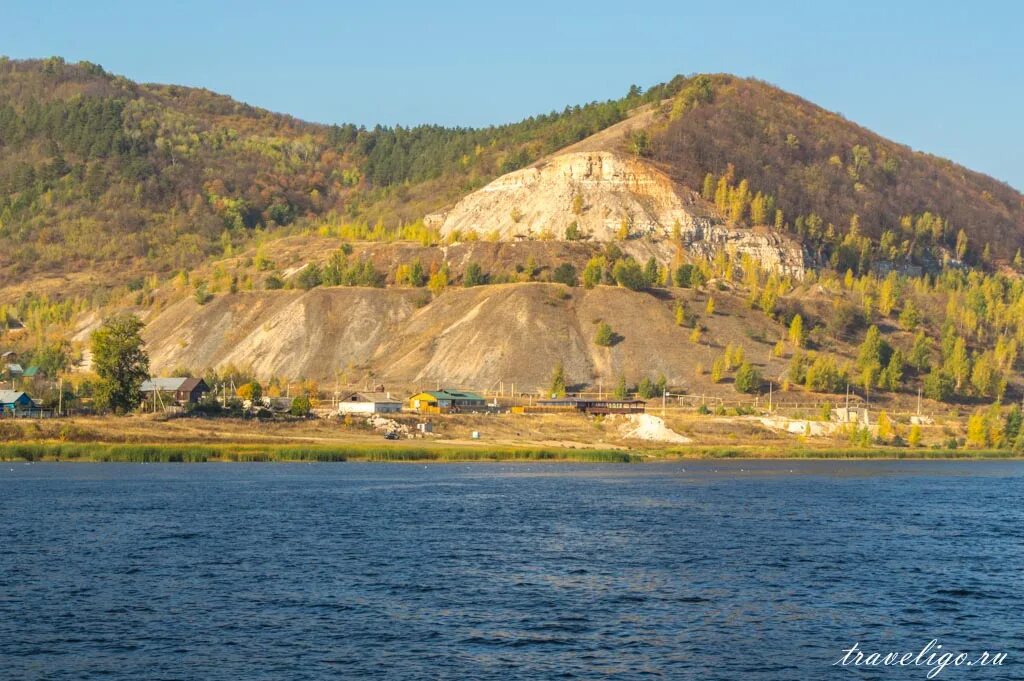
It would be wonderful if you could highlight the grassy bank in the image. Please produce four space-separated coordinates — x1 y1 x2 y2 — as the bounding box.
654 445 1018 460
1 441 1018 462
0 441 639 463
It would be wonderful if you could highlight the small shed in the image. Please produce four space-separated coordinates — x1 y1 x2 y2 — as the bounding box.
5 363 24 378
0 390 34 415
338 392 403 415
408 389 487 414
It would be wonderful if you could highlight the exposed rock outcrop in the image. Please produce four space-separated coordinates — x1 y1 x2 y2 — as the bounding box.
427 151 807 277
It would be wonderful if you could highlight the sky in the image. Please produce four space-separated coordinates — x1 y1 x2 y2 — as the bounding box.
2 0 1021 189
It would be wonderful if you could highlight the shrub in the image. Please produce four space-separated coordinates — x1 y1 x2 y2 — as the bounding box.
290 395 311 417
595 322 615 347
552 263 578 287
734 363 762 394
463 262 486 287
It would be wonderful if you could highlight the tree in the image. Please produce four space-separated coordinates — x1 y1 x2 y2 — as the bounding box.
673 264 695 288
613 374 629 399
290 395 311 417
629 130 650 157
878 274 897 316
552 263 578 287
876 411 893 441
856 325 888 389
582 257 604 288
701 173 715 201
674 300 688 327
612 259 647 290
237 381 263 404
595 322 615 347
295 263 322 290
643 257 659 287
788 314 804 348
970 351 1002 398
710 357 725 383
1004 406 1023 444
428 269 448 296
637 377 656 399
565 221 581 241
91 315 150 414
879 350 905 392
945 337 971 392
705 297 715 315
909 331 932 372
898 300 921 330
955 229 969 261
734 363 762 394
923 369 954 402
463 262 486 287
549 361 567 398
908 424 922 447
804 354 845 393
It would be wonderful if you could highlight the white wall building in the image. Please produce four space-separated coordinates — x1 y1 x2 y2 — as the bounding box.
338 392 403 415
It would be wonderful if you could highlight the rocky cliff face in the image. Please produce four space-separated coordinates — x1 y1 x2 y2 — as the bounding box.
427 151 807 277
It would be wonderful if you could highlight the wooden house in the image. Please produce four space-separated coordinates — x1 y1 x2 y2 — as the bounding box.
0 390 35 416
141 377 211 406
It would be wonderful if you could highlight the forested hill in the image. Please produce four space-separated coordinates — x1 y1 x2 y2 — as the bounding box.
1 57 1022 301
0 56 676 286
643 75 1024 268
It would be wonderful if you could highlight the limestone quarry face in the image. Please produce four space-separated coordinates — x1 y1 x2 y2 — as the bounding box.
426 151 807 277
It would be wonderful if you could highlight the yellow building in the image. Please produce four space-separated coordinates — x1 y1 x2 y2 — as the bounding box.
408 390 486 414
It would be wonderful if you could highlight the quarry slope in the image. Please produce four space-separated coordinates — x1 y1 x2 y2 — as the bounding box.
143 283 793 392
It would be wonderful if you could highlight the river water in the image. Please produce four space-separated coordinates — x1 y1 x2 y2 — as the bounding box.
1 461 1020 679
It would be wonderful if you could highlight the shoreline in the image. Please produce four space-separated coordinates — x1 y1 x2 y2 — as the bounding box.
1 441 1018 463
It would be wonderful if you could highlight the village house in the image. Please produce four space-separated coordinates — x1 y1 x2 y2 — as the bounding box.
5 363 24 379
408 389 487 414
0 390 35 416
338 391 403 415
140 377 211 406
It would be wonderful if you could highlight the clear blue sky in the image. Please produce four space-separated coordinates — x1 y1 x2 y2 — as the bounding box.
2 0 1021 189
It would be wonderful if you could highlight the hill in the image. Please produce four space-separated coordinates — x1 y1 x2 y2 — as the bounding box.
3 60 1022 311
4 59 1024 428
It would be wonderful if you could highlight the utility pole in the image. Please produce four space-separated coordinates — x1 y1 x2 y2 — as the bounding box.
58 377 63 417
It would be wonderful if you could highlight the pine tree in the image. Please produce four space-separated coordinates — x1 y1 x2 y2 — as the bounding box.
549 361 567 397
595 322 615 347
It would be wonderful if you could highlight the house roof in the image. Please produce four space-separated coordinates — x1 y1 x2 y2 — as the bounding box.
423 389 485 402
5 363 24 374
0 351 15 359
141 377 189 392
340 391 402 404
22 366 40 377
0 390 30 405
178 377 208 393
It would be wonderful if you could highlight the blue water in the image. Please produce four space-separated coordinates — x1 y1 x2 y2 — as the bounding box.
0 461 1020 680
